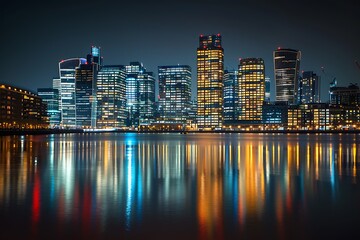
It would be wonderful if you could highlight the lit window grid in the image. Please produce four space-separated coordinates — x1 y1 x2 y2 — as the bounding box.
197 48 224 128
97 67 126 128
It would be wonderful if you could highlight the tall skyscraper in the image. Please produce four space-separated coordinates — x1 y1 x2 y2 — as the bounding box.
87 46 102 66
197 34 224 130
238 58 265 124
75 61 100 128
125 62 155 127
273 48 301 104
96 65 126 128
265 76 271 102
125 62 144 127
223 69 238 124
299 71 321 103
37 88 61 127
138 72 155 125
158 65 192 123
59 58 86 128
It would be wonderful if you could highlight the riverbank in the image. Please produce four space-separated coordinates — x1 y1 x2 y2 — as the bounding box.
1 128 360 136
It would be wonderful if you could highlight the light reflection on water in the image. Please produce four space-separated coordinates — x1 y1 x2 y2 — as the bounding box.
0 133 360 239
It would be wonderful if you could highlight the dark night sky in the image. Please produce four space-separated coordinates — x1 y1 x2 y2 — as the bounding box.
1 0 359 101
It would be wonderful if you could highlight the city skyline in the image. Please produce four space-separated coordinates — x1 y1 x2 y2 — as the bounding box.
1 0 359 102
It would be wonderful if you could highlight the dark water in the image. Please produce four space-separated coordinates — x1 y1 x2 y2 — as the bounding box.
0 133 360 239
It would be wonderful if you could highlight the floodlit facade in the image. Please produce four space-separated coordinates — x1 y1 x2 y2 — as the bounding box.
238 58 265 124
274 48 301 104
96 65 126 128
197 34 224 130
158 65 191 123
0 84 48 129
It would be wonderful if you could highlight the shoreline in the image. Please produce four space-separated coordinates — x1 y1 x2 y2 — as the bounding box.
1 129 360 136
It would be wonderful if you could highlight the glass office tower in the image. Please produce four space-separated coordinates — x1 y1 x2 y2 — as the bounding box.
59 58 86 128
299 71 321 103
158 65 191 123
37 88 61 127
238 58 265 124
223 69 238 124
273 48 301 104
197 34 224 130
96 65 126 128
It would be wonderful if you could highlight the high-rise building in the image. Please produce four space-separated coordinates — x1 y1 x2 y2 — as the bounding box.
158 65 192 123
59 58 86 128
75 47 102 128
265 76 271 102
273 48 301 104
197 34 224 130
125 62 145 127
37 88 61 127
329 83 360 106
238 58 265 124
223 69 238 124
299 71 321 103
125 62 155 127
75 64 99 128
96 65 126 128
87 46 102 66
138 72 155 125
0 84 48 129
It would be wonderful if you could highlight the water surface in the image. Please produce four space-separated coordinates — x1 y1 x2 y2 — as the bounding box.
0 133 360 239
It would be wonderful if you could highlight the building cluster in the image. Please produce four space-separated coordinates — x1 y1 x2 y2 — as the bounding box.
1 35 360 131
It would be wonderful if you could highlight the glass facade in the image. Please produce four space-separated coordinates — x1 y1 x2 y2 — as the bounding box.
299 71 321 103
59 58 86 128
138 73 155 125
37 88 61 127
223 70 238 123
125 62 155 127
238 58 265 124
197 34 224 130
273 48 301 104
265 76 271 102
96 65 126 128
158 65 192 123
75 63 98 128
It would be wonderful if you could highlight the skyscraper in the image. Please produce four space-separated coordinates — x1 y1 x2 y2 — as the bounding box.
125 62 155 127
223 69 238 124
158 65 192 123
273 48 301 104
197 34 224 130
59 58 86 128
238 58 265 124
138 72 155 125
75 61 100 128
125 62 144 127
96 65 126 128
37 88 61 127
299 71 321 103
265 76 271 102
